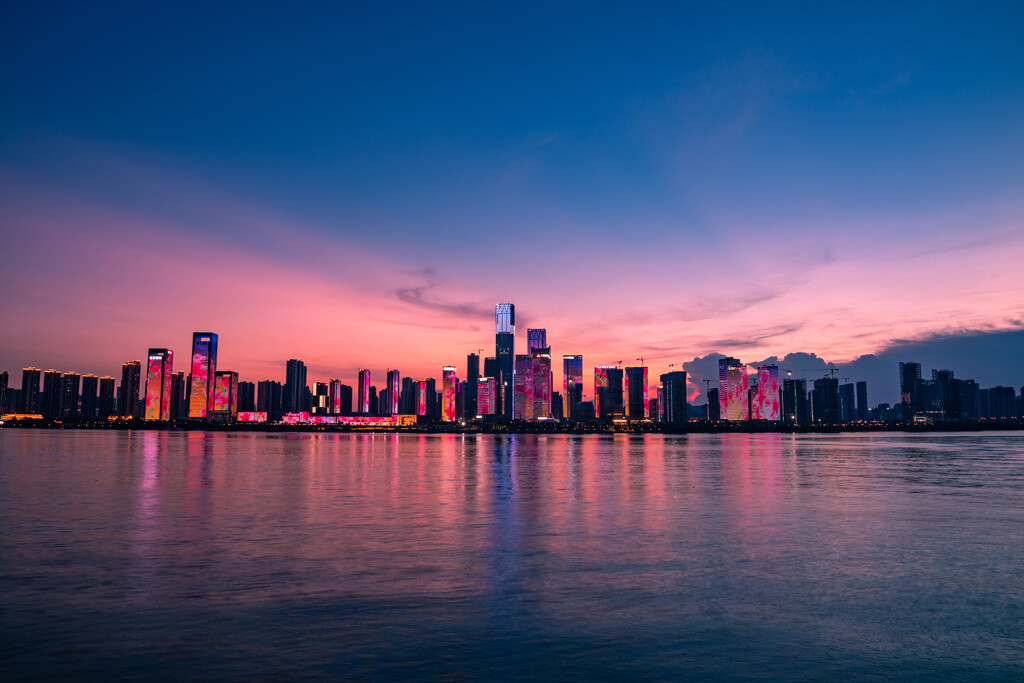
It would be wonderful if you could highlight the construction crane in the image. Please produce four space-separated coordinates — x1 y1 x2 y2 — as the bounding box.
636 357 645 367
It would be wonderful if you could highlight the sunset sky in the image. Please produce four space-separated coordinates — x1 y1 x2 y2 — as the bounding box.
2 3 1023 404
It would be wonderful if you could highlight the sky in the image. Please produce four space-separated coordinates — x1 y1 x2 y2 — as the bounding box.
2 2 1023 405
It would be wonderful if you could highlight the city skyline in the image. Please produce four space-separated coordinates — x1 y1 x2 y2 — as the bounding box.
3 4 1024 404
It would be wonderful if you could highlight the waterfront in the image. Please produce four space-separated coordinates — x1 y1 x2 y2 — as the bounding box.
2 430 1022 679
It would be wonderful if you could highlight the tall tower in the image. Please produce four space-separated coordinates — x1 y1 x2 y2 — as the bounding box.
188 332 218 418
660 371 687 424
899 362 921 422
442 366 457 421
145 348 174 421
284 359 307 413
624 366 649 419
465 354 479 419
563 355 583 419
120 361 142 418
495 303 515 420
357 369 371 413
20 367 41 413
386 369 400 415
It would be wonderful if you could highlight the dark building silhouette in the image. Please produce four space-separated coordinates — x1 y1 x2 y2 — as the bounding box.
782 378 807 424
950 378 980 421
914 379 944 421
562 354 583 419
170 371 187 419
624 366 648 419
61 372 80 419
496 304 515 420
80 374 98 419
839 383 855 423
660 371 688 424
284 359 307 413
98 376 116 418
257 380 284 414
237 381 256 413
707 388 721 421
21 366 41 413
812 377 839 424
551 391 563 420
856 381 868 422
981 386 1016 419
400 376 415 415
0 371 7 414
41 370 61 420
119 361 141 418
899 362 922 422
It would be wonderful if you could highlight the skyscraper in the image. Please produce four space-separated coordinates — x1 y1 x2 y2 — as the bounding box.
442 366 457 421
563 355 583 419
838 383 855 423
60 372 80 419
659 371 688 424
856 381 868 422
386 369 400 415
477 377 497 416
258 380 285 414
527 328 547 354
42 370 61 420
329 379 353 414
188 333 218 418
170 371 187 418
594 365 619 418
120 361 141 418
284 359 307 413
753 365 780 420
80 374 98 420
237 381 256 412
465 354 479 419
20 367 40 413
718 357 749 421
514 355 534 420
782 378 808 424
98 376 115 418
144 348 173 421
496 303 515 420
812 377 840 424
213 371 239 417
624 366 649 419
358 369 371 413
0 371 7 415
899 362 921 422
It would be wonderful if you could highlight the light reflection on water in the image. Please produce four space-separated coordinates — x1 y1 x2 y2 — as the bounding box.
1 430 1023 680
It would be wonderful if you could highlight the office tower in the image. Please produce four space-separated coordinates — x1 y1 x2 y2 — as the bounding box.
77 374 97 419
951 378 980 421
649 397 659 422
913 378 944 421
368 386 378 414
258 380 284 414
899 362 921 421
931 370 954 421
20 367 41 413
98 376 115 418
398 377 414 414
514 355 533 420
594 367 624 419
707 388 721 420
838 383 855 423
386 370 400 415
284 359 307 413
327 379 353 414
186 333 218 418
0 370 6 414
594 366 615 417
983 386 1017 419
465 355 479 419
660 371 688 424
532 349 551 419
213 371 239 417
750 365 780 421
41 370 61 420
237 381 256 412
416 378 436 416
527 328 547 354
718 357 749 421
59 372 80 419
562 355 583 419
168 372 186 419
442 366 458 421
144 348 173 421
477 378 497 416
856 381 868 422
812 377 840 424
357 369 371 413
782 378 808 424
495 303 515 420
120 361 142 418
311 382 329 414
624 366 649 419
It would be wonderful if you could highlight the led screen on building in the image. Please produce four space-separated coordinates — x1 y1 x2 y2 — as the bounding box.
442 367 457 421
594 367 609 417
144 350 172 421
477 378 496 416
722 365 749 420
755 366 781 420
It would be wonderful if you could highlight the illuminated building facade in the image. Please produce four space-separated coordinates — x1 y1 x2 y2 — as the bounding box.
358 369 371 413
495 303 515 420
386 369 400 415
328 379 352 414
594 366 612 417
120 360 141 418
718 357 749 421
514 355 534 420
659 371 688 424
753 365 780 420
144 348 174 421
532 350 551 419
527 328 547 354
563 355 583 419
624 366 648 419
442 366 457 421
465 354 479 419
188 333 218 418
213 371 239 417
477 378 497 416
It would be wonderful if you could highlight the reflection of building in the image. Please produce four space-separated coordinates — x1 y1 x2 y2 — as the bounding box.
660 371 688 424
465 354 479 419
213 371 239 418
624 366 648 419
477 377 497 416
120 361 141 418
496 304 515 420
563 355 583 419
188 333 218 418
284 359 307 414
442 366 457 421
144 348 174 420
357 369 371 414
386 369 400 415
718 357 749 421
899 362 921 422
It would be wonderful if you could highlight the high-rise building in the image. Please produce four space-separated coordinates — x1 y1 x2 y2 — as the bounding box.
950 378 980 421
120 361 141 418
477 378 497 416
707 388 721 421
144 348 173 421
284 359 307 413
328 379 352 414
20 367 41 414
386 370 400 415
80 374 98 420
0 371 7 414
562 355 583 419
465 355 479 419
751 365 780 420
357 369 371 414
442 366 458 421
258 380 284 414
782 378 808 424
188 333 218 418
838 383 855 423
42 370 61 420
856 381 868 422
416 378 436 417
60 372 80 419
98 376 115 418
718 357 749 421
495 303 515 420
624 366 649 419
237 381 256 413
812 377 840 424
594 367 624 419
899 362 921 422
514 356 534 420
170 371 187 419
527 328 547 354
213 371 239 417
660 371 688 424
